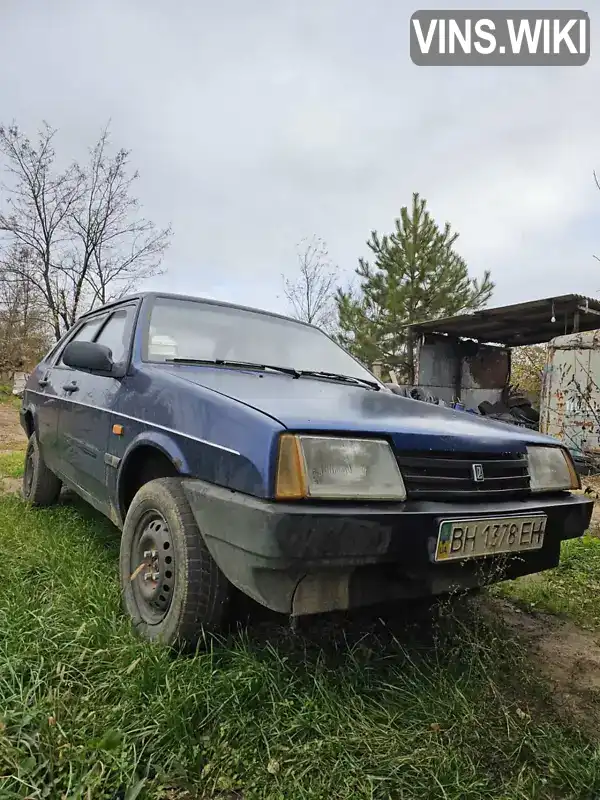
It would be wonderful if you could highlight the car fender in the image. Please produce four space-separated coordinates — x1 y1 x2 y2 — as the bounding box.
116 430 191 514
20 401 37 439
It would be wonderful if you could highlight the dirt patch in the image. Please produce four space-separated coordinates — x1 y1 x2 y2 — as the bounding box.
485 597 600 735
0 477 21 495
0 405 26 450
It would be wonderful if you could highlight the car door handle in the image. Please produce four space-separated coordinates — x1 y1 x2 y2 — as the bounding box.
38 378 49 388
62 381 79 393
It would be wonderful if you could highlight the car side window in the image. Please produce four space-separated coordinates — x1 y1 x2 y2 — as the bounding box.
94 307 134 364
57 316 107 366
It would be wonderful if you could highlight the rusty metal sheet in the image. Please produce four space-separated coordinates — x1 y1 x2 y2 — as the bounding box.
416 334 508 407
540 331 600 457
409 294 600 346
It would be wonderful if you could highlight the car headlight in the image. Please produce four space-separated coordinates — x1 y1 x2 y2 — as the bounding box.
274 434 407 500
527 445 580 493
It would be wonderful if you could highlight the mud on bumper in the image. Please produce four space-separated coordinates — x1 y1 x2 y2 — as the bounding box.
183 479 594 616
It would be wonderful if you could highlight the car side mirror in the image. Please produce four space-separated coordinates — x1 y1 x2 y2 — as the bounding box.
62 341 115 374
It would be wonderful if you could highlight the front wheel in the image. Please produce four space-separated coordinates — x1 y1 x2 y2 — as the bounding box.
119 477 232 649
22 433 62 506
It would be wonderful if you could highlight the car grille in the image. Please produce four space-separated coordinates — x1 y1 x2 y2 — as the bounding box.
395 450 531 501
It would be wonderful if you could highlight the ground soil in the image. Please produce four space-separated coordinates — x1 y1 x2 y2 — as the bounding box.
0 403 26 495
0 476 21 494
0 403 26 450
483 597 600 736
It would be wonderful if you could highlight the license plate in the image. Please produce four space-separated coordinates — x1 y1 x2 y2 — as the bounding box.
435 514 547 562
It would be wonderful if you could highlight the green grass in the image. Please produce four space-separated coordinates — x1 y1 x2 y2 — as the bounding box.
0 450 24 479
499 534 600 631
1 495 600 799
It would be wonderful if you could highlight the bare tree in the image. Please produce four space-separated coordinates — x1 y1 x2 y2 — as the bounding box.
0 124 83 340
0 247 51 375
282 236 339 331
68 127 170 311
0 122 172 340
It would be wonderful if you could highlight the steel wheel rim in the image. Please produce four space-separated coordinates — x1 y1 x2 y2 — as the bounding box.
131 510 175 624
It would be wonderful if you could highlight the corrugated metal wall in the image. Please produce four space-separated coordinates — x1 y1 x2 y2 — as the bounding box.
540 331 600 457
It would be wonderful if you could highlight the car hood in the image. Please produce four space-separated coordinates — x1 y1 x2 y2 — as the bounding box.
160 364 557 454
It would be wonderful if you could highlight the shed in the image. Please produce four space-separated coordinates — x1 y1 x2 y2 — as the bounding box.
408 294 600 347
403 295 600 411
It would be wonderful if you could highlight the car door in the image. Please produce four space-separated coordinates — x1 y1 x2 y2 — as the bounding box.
55 305 137 513
34 317 107 473
29 341 65 473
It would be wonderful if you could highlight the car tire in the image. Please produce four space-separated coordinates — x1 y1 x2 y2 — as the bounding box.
120 477 232 649
22 433 62 506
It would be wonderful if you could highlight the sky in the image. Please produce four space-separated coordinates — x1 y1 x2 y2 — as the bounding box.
0 0 598 315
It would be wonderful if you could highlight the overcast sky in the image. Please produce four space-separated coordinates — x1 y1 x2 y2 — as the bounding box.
0 0 597 315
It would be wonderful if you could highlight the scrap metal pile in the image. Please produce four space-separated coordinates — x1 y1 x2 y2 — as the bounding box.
478 385 540 430
386 383 540 431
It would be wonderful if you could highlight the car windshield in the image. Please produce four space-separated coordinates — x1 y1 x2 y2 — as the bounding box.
144 297 376 382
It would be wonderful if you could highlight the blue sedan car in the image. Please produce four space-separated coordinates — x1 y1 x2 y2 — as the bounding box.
21 292 593 648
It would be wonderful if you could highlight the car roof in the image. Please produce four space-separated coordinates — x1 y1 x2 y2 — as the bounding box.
78 291 319 330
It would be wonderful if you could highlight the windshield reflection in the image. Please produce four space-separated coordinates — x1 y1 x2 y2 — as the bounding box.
144 297 376 382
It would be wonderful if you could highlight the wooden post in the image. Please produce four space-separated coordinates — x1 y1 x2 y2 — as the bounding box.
372 360 383 380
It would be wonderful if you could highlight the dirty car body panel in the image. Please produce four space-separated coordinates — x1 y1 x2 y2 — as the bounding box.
21 292 593 619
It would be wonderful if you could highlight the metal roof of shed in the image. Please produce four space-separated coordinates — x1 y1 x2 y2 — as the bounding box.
408 294 600 346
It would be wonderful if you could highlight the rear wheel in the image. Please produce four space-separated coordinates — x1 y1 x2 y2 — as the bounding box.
22 433 62 506
120 477 232 649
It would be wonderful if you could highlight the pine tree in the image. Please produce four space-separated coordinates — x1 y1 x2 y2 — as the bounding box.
336 193 494 382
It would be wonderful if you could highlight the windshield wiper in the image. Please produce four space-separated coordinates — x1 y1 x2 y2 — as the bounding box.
296 370 381 390
166 359 380 389
166 358 301 377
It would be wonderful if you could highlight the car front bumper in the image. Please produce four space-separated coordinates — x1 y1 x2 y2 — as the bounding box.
183 479 593 616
